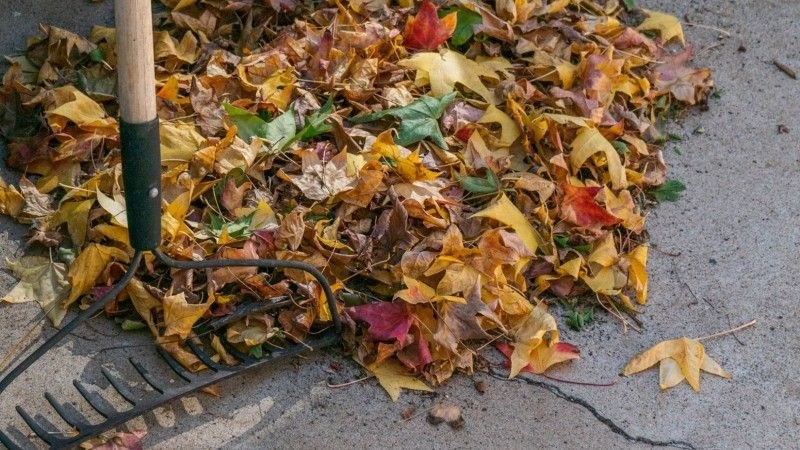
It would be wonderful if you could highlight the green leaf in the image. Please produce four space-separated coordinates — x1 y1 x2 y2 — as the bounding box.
296 96 334 141
458 170 499 195
223 103 297 150
650 179 686 202
209 212 255 240
612 140 629 155
89 47 105 63
566 309 594 331
351 92 457 148
121 319 146 331
249 344 264 358
620 0 637 11
553 234 569 248
440 7 482 46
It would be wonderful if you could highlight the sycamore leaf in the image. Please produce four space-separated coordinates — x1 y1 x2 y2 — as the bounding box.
2 256 69 326
471 193 542 254
163 292 211 340
352 93 456 149
367 359 432 401
560 183 621 230
345 302 414 345
398 50 508 104
623 337 731 391
570 128 628 189
66 244 130 307
402 0 457 51
637 9 685 46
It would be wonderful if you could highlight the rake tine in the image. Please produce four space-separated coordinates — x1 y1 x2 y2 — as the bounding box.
100 368 141 405
73 380 118 418
155 347 192 382
186 339 224 371
15 406 62 445
129 358 165 394
0 428 25 450
43 392 91 431
205 297 291 331
218 338 255 364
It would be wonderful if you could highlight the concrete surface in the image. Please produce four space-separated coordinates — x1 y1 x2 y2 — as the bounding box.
1 1 799 449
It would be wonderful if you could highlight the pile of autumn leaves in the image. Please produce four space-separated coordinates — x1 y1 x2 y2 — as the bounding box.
0 0 715 398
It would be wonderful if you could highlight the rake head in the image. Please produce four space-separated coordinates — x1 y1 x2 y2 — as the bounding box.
0 250 341 449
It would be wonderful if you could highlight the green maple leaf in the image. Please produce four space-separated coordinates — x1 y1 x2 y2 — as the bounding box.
439 7 482 46
650 179 686 202
351 92 457 149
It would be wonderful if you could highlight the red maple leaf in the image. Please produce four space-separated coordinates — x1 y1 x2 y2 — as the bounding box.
560 183 621 230
345 302 414 345
402 0 457 51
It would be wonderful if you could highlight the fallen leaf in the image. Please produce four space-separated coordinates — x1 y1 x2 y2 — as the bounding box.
368 359 432 401
2 256 69 326
346 302 414 345
66 244 130 307
163 292 211 340
471 193 542 254
560 183 621 230
403 0 457 51
637 9 685 46
623 337 731 391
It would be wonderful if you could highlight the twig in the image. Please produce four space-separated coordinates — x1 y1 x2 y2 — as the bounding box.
326 375 373 388
696 319 756 341
684 22 732 37
773 60 797 80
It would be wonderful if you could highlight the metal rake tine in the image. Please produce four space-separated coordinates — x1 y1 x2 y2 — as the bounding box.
73 380 118 418
100 368 141 405
186 339 224 371
43 392 91 431
218 337 254 364
155 346 193 382
129 358 165 394
0 428 25 450
15 406 62 445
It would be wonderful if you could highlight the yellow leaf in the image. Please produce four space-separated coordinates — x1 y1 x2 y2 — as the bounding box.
2 256 69 326
626 245 648 304
45 86 117 132
623 337 731 391
508 303 576 377
398 50 508 104
67 244 130 306
0 177 24 217
160 121 206 163
93 223 131 247
371 130 440 182
570 127 628 189
50 199 94 247
126 278 162 337
478 104 521 146
163 292 211 340
96 189 128 227
368 359 432 401
471 193 542 254
603 186 645 233
637 9 685 46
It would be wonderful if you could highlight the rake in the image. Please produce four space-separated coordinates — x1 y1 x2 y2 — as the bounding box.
0 0 341 448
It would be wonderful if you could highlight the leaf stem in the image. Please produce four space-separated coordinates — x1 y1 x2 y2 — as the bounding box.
696 319 756 341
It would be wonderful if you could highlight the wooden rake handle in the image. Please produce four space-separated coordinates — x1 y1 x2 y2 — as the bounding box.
115 0 162 251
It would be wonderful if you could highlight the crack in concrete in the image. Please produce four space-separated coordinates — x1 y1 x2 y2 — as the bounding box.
488 367 695 450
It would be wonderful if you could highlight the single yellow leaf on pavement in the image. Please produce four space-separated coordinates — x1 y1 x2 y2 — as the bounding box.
637 9 685 46
623 337 731 391
368 359 432 401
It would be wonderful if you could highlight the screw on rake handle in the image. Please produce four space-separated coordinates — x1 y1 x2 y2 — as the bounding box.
116 0 162 251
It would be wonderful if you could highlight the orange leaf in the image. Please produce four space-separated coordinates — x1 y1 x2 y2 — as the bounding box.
402 0 457 51
560 183 621 230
